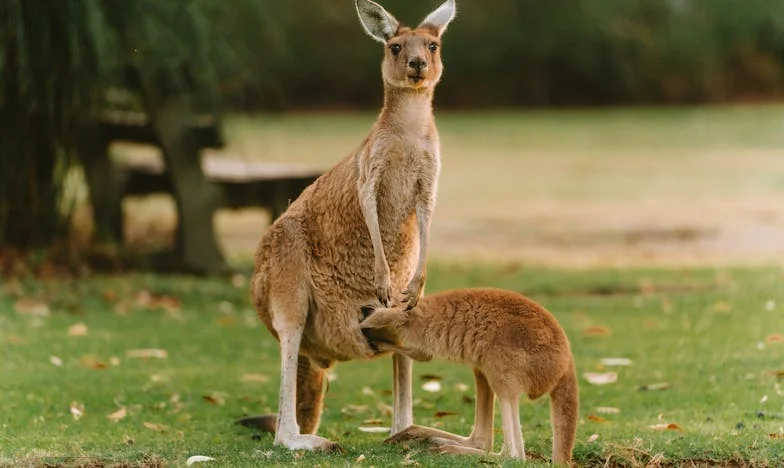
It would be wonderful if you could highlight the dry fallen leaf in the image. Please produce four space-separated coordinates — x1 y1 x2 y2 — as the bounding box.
49 355 63 367
68 323 89 336
649 423 683 431
110 356 121 367
596 406 620 414
240 373 269 383
362 386 375 396
584 372 618 385
358 426 391 433
14 298 50 317
639 382 670 391
420 374 443 381
362 418 384 425
135 290 181 311
186 455 215 465
587 433 600 442
766 334 784 344
584 325 611 336
600 357 632 367
126 349 168 359
356 454 366 462
143 421 168 432
422 381 442 393
202 393 227 406
70 402 85 420
107 407 128 422
434 411 459 418
769 433 784 440
587 414 609 423
80 355 107 369
454 382 470 392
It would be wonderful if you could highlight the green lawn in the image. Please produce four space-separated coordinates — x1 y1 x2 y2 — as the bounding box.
3 264 783 467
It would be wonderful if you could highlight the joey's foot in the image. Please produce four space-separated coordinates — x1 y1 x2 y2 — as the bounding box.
236 414 277 433
384 425 436 445
275 434 345 453
430 444 488 456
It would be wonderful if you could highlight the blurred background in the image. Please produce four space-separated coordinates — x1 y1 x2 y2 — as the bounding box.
2 0 784 274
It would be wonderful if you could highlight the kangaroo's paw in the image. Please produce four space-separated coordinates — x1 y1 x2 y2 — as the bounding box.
275 434 345 453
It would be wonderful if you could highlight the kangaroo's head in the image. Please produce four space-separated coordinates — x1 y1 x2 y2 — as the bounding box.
356 0 456 90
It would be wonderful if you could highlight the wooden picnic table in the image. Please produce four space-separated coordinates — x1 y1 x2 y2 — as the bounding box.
82 107 321 273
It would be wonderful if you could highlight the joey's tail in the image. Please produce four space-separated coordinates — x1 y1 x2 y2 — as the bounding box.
549 360 579 466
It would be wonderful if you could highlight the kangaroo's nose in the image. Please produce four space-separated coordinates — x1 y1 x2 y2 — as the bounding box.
408 57 427 72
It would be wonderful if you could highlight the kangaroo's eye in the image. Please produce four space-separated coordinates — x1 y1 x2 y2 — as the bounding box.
389 44 401 56
428 42 439 52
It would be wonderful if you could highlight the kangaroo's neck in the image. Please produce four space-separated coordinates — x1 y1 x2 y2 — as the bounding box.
377 85 435 134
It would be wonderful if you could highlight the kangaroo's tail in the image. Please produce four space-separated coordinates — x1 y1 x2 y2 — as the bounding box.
549 359 579 466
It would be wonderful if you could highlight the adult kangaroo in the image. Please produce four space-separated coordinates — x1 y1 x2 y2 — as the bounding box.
245 0 456 451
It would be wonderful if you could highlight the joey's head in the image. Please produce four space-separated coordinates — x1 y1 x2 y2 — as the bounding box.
360 306 407 347
356 0 456 90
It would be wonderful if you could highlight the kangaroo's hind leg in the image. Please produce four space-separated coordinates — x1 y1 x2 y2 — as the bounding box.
387 369 495 452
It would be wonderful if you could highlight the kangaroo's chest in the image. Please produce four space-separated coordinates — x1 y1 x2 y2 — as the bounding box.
376 138 439 221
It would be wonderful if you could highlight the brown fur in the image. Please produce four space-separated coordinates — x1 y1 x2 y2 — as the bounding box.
247 0 456 451
361 288 579 465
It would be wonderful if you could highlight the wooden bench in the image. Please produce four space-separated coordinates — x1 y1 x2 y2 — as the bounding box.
83 107 322 273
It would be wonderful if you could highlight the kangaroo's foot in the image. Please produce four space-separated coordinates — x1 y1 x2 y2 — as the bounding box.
275 433 345 453
386 424 471 447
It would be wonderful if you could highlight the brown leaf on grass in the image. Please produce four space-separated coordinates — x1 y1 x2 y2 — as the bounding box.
584 325 611 336
143 421 168 432
361 418 384 425
202 393 227 406
14 298 50 317
766 334 784 344
420 374 443 381
126 349 168 359
101 290 118 302
50 355 63 367
768 370 784 378
134 290 181 311
649 423 683 431
434 411 459 418
80 355 107 369
584 372 618 385
587 414 609 423
68 323 89 336
639 382 670 391
107 407 128 422
240 373 269 383
769 433 784 439
587 433 600 442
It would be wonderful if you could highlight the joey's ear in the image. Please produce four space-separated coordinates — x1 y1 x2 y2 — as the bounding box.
419 0 456 37
360 307 407 330
356 0 400 43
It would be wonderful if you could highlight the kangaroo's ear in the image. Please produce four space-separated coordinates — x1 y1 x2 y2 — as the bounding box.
360 307 407 330
419 0 456 37
356 0 400 43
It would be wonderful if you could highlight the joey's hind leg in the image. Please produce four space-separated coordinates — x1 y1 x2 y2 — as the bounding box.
387 369 495 452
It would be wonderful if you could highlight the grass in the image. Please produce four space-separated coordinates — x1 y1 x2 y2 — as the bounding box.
2 263 784 467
